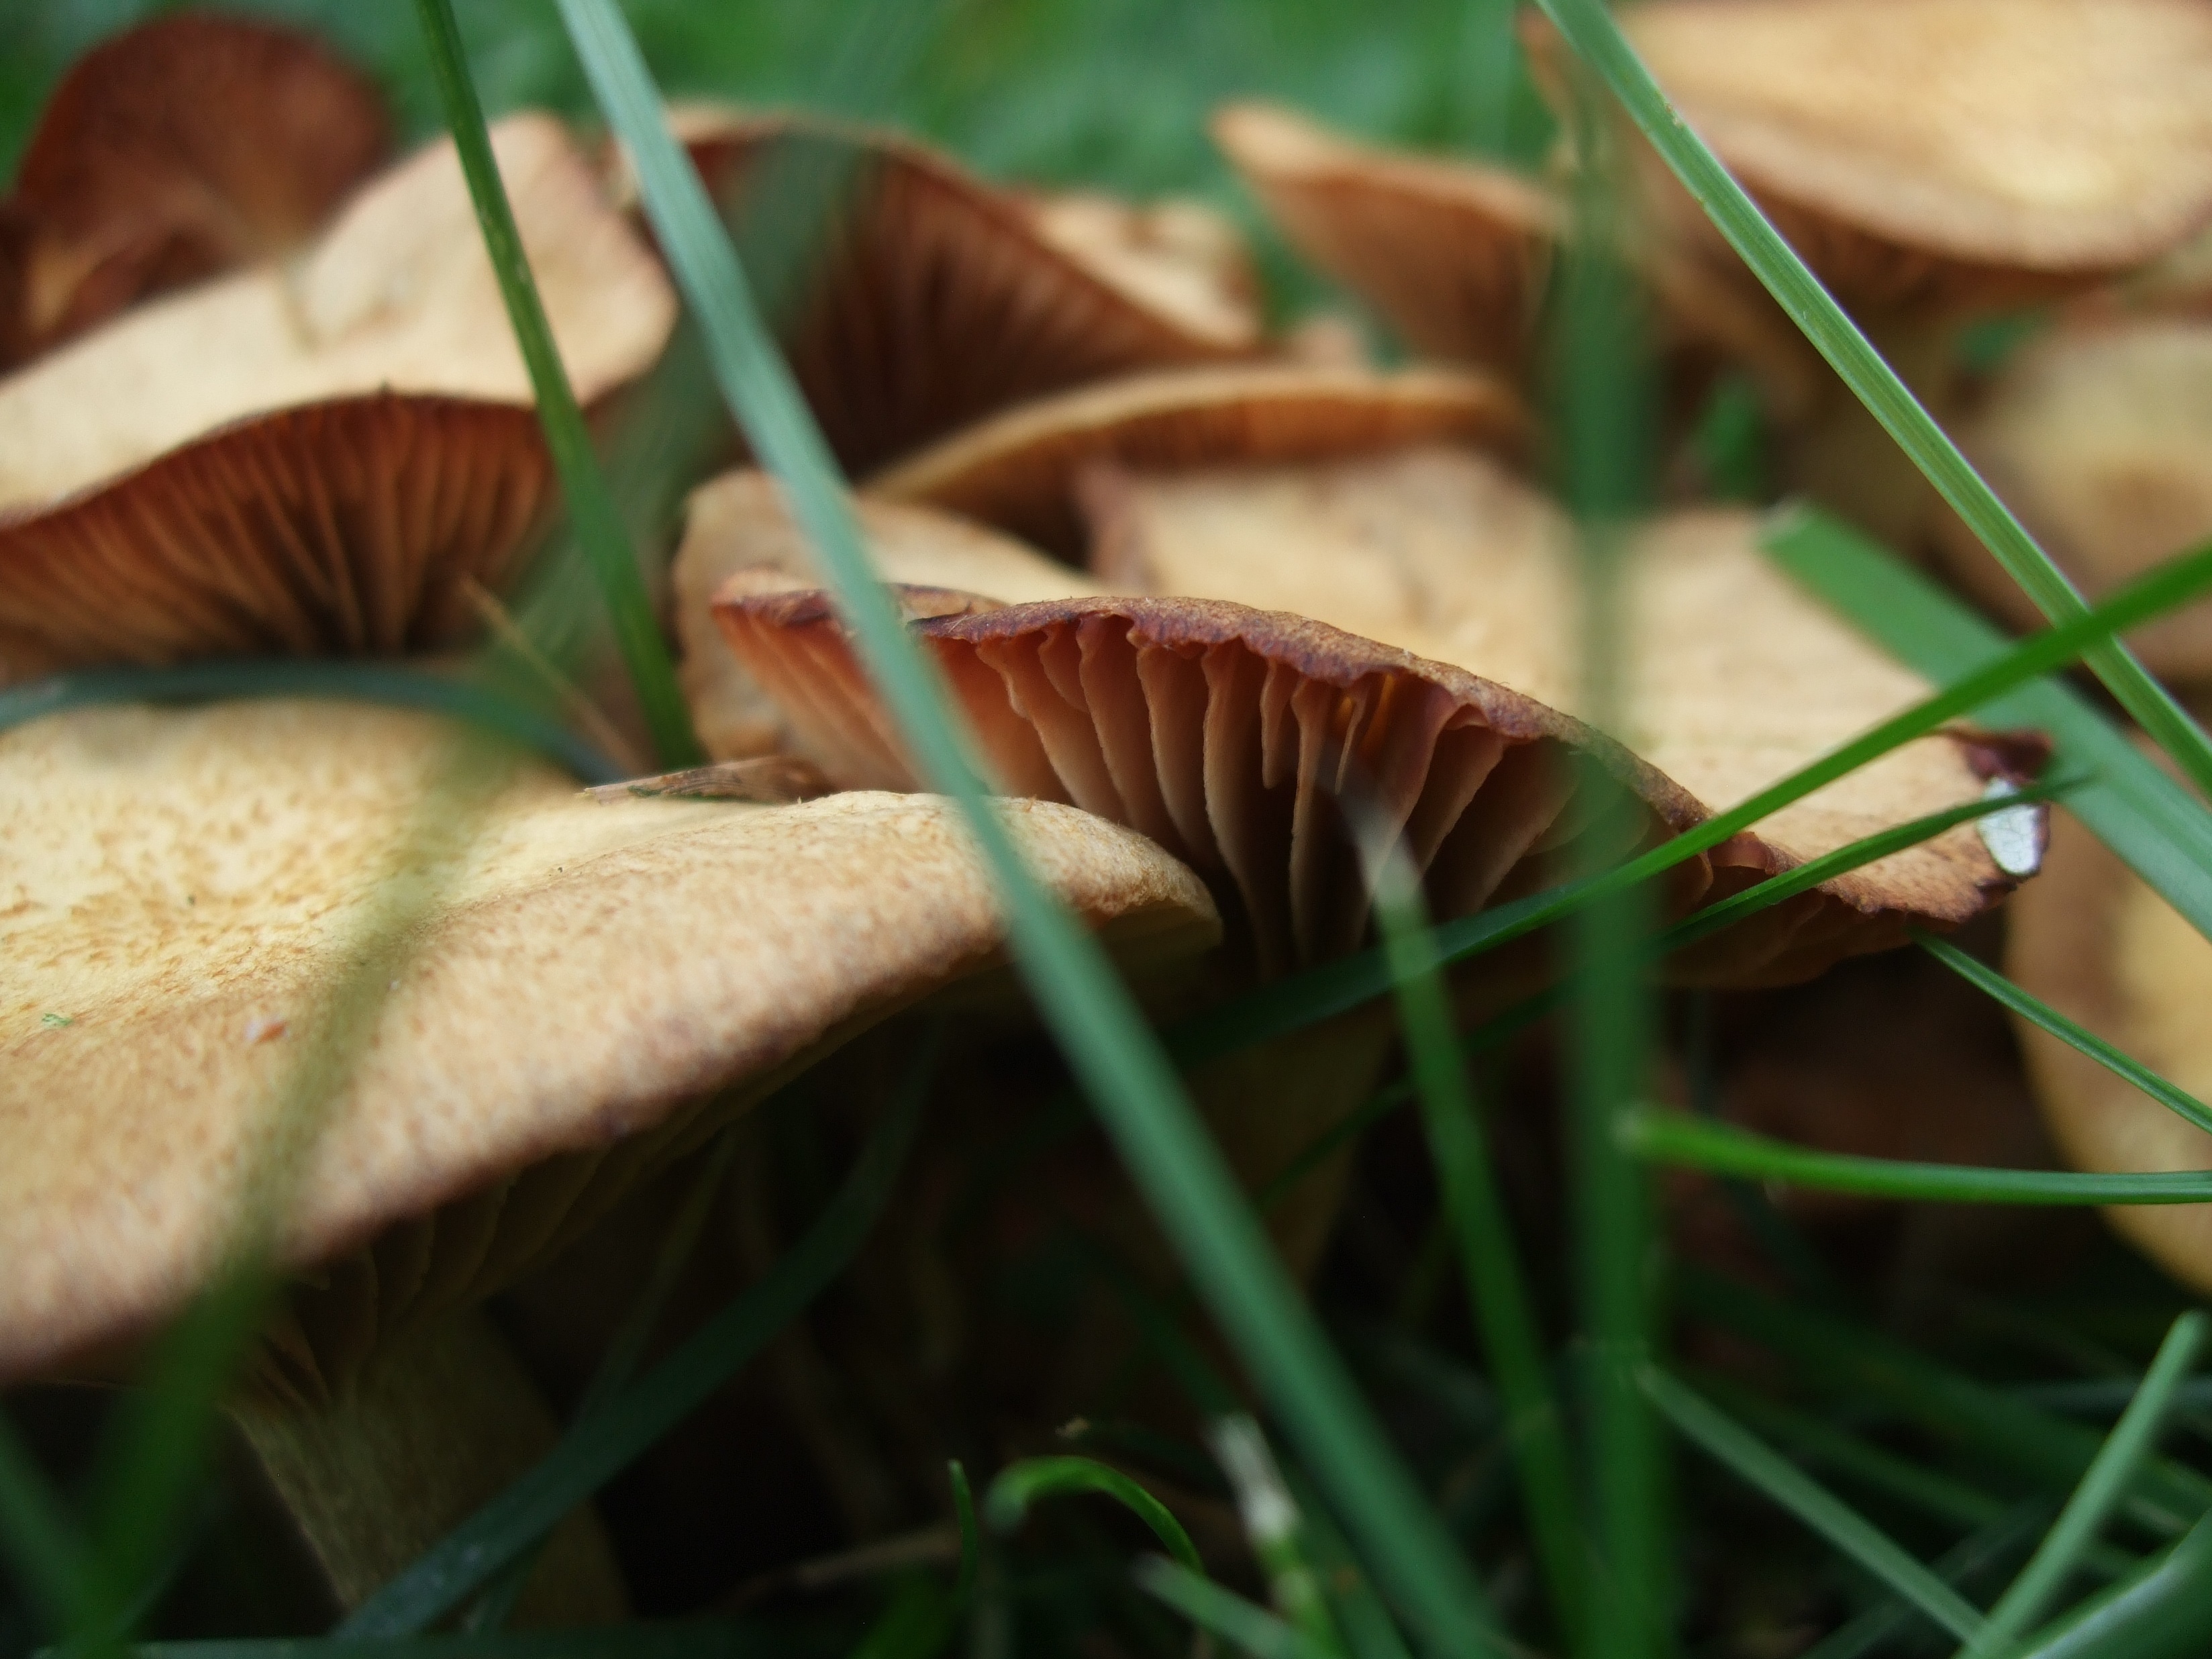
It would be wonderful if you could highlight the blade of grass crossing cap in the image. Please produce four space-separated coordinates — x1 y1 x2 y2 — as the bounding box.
1368 853 1586 1655
1619 1109 2212 1205
413 0 697 769
553 1 1501 1648
1915 933 2212 1140
1168 533 2212 1071
1528 0 2212 805
340 1072 928 1636
1764 509 2212 944
1967 1312 2210 1656
1642 1368 1986 1644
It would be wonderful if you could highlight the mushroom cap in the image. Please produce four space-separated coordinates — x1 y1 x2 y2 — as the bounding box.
1935 317 2212 680
711 448 2036 984
2006 785 2212 1293
0 113 675 680
667 107 1259 474
1619 0 2212 313
1211 101 1558 374
674 468 1111 759
868 362 1531 559
3 13 389 366
0 699 1217 1387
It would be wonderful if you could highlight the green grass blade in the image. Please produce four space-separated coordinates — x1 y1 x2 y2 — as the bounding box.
1680 1270 2212 1537
1621 1108 2212 1205
1527 0 2212 801
1282 1470 1417 1659
1642 1369 1986 1644
0 662 623 785
1207 1417 1350 1658
1805 1508 2048 1659
558 5 1500 1648
1916 934 2212 1140
983 1458 1203 1576
2013 1509 2212 1659
1132 1556 1335 1659
1765 509 2212 942
1172 530 2212 1069
339 1076 928 1636
412 0 697 768
1970 1313 2210 1656
1368 856 1585 1653
948 1462 978 1611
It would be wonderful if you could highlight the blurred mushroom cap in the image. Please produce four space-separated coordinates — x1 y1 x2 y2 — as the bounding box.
0 113 674 680
660 107 1259 473
869 362 1530 558
0 700 1217 1387
3 13 390 364
709 449 2038 983
1620 0 2212 313
1936 317 2212 680
2007 786 2212 1293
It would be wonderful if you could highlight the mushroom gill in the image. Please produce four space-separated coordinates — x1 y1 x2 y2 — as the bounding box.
0 113 676 683
1 13 390 366
666 109 1262 474
1 698 1217 1603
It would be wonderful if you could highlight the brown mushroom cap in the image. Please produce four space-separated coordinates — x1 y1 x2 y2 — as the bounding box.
868 362 1530 559
3 13 390 366
711 450 2036 984
666 107 1258 474
1211 101 1558 375
1619 0 2212 313
0 699 1217 1387
2006 787 2212 1293
0 113 675 681
1935 317 2212 680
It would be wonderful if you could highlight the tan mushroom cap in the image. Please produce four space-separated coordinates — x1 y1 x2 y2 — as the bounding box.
2006 793 2212 1293
666 107 1258 474
868 362 1530 558
711 448 2037 983
0 699 1217 1387
0 113 676 681
1936 317 2212 680
3 13 389 366
1211 101 1558 375
674 468 1111 759
1620 0 2212 313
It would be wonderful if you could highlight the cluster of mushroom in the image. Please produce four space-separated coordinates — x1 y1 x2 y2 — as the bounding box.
7 0 2212 1619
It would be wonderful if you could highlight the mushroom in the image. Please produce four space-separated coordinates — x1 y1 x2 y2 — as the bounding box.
658 107 1260 474
868 360 1531 559
1933 316 2212 681
1603 0 2212 541
0 112 676 683
1 697 1217 1611
0 13 389 367
707 440 2036 987
2005 779 2212 1294
1210 98 1813 421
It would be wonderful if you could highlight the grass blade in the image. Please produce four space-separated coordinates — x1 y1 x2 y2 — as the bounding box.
1970 1313 2210 1656
1367 853 1585 1652
2014 1508 2212 1659
1642 1369 1985 1644
339 1074 929 1636
1208 1417 1349 1657
558 5 1500 1648
1527 0 2212 801
1133 1556 1335 1659
0 662 623 785
983 1458 1203 1576
413 0 697 768
1172 529 2212 1069
1764 509 2212 942
1805 1508 2048 1659
1621 1108 2212 1205
1916 934 2212 1140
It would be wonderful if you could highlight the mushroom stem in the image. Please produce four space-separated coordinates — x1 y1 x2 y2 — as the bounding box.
1786 311 1960 552
227 1309 627 1623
